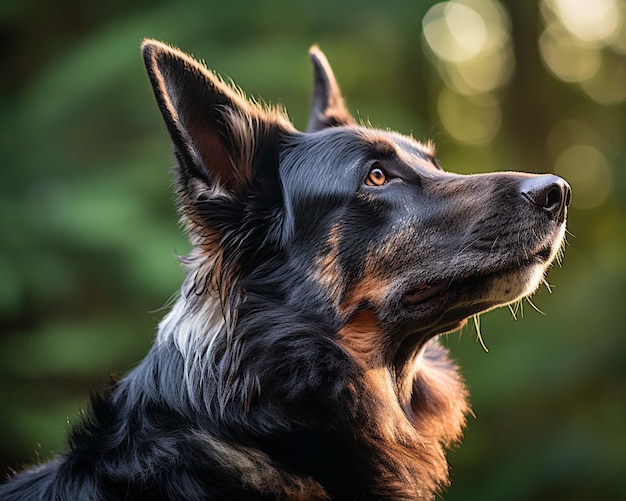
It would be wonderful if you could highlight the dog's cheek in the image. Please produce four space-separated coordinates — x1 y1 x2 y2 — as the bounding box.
311 223 343 303
339 274 395 318
337 310 384 366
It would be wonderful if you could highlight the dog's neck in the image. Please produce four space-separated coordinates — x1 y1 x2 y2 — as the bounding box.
139 266 469 499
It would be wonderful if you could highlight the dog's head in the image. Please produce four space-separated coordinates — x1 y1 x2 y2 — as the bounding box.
142 41 569 366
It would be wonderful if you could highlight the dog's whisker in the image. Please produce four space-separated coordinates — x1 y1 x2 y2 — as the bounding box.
490 235 500 252
472 314 489 353
541 277 553 293
525 296 546 316
507 302 519 320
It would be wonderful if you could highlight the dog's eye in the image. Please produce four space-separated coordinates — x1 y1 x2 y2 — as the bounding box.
365 165 387 186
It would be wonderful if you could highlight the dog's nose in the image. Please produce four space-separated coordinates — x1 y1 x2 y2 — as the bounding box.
520 175 571 222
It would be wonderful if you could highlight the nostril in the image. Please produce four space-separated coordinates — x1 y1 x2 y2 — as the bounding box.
545 185 562 210
520 175 570 222
564 183 572 207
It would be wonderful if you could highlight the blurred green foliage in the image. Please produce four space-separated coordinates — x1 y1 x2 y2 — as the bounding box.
1 0 624 499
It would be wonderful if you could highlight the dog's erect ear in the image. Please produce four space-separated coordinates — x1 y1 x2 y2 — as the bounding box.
306 46 355 132
142 40 292 193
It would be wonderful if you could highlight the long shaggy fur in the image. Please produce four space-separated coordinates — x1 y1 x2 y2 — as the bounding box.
1 41 569 500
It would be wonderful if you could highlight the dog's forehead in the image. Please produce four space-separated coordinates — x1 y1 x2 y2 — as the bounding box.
282 126 436 173
361 129 438 167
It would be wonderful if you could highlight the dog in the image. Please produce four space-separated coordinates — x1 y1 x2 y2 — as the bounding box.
0 40 570 500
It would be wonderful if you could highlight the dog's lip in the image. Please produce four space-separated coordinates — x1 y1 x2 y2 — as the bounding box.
403 279 451 306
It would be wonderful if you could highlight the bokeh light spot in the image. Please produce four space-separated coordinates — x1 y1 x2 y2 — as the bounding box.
539 24 602 82
437 89 501 145
540 0 626 104
422 0 513 96
550 0 622 45
554 144 612 209
423 2 487 63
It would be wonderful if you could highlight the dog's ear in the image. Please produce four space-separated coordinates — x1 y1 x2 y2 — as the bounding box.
306 46 355 132
141 40 292 195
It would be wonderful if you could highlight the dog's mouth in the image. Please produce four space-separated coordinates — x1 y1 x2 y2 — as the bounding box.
401 238 561 308
403 279 452 306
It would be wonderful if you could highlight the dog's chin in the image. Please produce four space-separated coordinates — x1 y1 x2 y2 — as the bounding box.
399 259 555 340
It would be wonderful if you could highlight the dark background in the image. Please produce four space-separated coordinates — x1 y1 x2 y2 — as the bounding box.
1 1 625 499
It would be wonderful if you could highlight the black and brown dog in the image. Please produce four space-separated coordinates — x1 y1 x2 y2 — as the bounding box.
0 41 570 500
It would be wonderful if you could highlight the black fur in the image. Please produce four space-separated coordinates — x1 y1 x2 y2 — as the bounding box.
1 42 570 500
